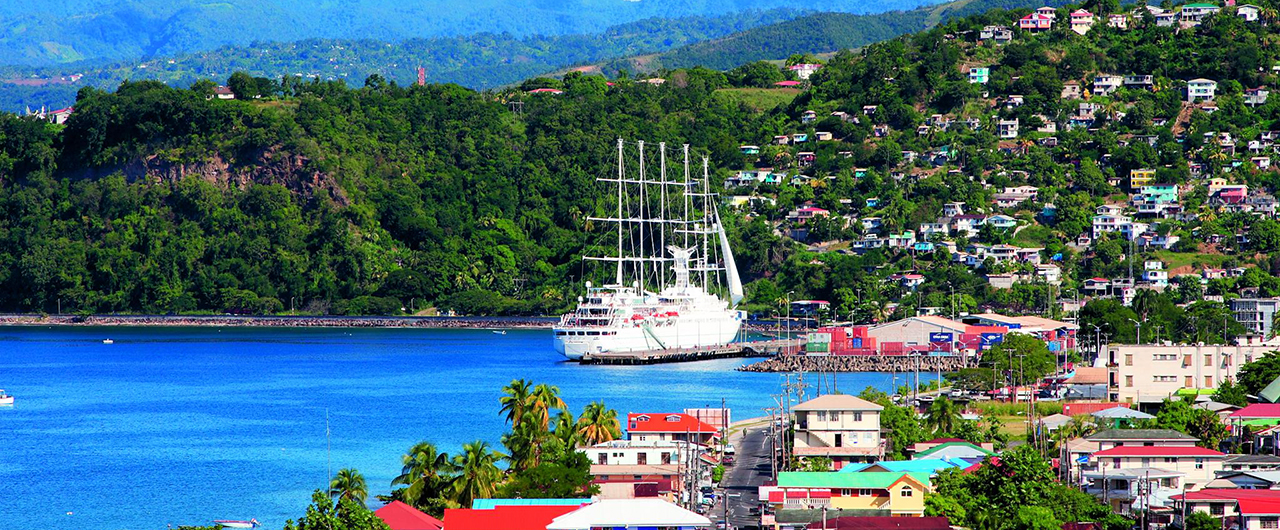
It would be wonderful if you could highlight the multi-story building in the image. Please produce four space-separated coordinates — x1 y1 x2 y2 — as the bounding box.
792 394 884 468
969 67 990 84
625 413 720 443
1106 343 1280 405
1088 445 1225 489
1173 490 1280 529
1231 298 1280 339
1187 78 1218 102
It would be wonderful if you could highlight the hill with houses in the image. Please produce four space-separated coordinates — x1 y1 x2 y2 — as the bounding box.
1 0 1280 343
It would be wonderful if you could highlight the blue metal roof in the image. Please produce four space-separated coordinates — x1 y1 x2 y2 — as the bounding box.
837 458 967 474
470 498 590 510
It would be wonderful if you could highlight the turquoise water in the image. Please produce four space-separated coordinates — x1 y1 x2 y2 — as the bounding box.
0 326 894 530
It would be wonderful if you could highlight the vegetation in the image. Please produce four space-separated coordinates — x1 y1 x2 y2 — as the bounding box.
925 445 1128 530
377 379 610 516
284 491 390 530
1239 351 1280 395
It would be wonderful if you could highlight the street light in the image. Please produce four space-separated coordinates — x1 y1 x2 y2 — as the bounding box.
1128 318 1142 345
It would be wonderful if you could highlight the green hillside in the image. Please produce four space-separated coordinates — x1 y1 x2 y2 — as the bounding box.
0 0 1278 344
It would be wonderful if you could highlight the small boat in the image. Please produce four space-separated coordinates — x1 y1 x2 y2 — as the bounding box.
214 520 259 529
0 389 12 406
492 330 507 335
102 339 114 344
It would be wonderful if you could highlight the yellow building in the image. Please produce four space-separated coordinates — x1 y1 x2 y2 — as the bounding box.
1129 169 1155 189
765 471 932 527
792 394 884 468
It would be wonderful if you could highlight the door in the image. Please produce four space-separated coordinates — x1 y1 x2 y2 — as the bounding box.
637 452 647 465
835 434 843 447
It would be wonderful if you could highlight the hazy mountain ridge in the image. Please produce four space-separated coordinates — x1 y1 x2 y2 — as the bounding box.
0 0 946 67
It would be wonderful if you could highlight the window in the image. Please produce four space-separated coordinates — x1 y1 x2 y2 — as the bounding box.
1262 517 1278 529
1205 355 1213 367
1141 458 1151 466
1196 458 1205 469
1126 375 1134 387
900 487 913 497
840 489 852 497
858 489 876 497
1205 375 1214 387
661 452 671 465
1125 354 1134 366
817 411 827 421
853 412 863 421
1211 504 1225 516
1185 376 1194 387
1112 458 1121 469
1164 457 1176 464
1154 375 1176 382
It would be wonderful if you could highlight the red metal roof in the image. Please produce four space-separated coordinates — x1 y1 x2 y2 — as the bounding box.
1178 490 1280 501
1093 446 1224 457
1239 499 1280 516
375 501 444 530
1230 404 1280 418
443 505 580 530
1062 402 1128 416
774 81 802 87
627 413 719 434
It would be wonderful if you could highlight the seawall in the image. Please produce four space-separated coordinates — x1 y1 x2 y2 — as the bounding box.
738 354 968 373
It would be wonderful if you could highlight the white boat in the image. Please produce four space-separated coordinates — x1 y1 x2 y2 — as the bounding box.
492 330 507 335
553 140 745 360
0 389 12 406
214 519 259 529
102 339 114 344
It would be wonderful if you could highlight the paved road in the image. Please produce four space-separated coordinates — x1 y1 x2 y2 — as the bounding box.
717 424 772 530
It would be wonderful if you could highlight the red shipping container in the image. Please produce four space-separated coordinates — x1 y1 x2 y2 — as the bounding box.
850 326 870 338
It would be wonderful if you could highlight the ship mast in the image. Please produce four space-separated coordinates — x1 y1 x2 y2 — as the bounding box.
615 138 624 286
659 142 667 292
638 140 646 292
701 157 711 291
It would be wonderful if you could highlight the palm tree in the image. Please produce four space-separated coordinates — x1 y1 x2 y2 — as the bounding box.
502 411 547 471
528 383 567 430
329 468 369 507
392 441 457 506
577 401 622 446
499 379 533 426
453 441 503 507
924 397 962 435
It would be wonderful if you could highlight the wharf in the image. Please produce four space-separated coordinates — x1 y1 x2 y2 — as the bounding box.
577 339 803 365
738 354 968 373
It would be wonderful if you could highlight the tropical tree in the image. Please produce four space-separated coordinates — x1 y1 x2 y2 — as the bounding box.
499 379 534 425
528 383 567 430
329 468 370 507
925 397 962 435
284 490 389 530
452 440 504 507
576 401 622 445
503 410 548 471
391 441 457 509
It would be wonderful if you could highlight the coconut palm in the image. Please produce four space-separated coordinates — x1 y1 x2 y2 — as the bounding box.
452 441 503 507
527 383 567 430
924 397 962 435
392 441 457 506
499 379 533 426
577 401 622 446
502 410 547 471
329 468 369 507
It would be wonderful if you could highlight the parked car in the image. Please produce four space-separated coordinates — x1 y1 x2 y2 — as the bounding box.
723 455 736 465
723 444 736 455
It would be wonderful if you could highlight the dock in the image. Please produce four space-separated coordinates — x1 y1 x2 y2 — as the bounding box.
577 339 804 365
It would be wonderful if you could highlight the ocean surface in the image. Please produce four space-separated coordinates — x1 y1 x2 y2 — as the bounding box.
0 326 896 530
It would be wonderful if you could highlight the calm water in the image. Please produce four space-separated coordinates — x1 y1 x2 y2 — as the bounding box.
0 326 895 530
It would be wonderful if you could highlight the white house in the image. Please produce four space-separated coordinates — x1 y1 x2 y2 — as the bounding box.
1187 78 1218 102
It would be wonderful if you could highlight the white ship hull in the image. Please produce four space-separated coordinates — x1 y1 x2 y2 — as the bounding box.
554 311 745 360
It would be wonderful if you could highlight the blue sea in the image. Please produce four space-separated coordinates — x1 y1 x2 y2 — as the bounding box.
0 326 895 530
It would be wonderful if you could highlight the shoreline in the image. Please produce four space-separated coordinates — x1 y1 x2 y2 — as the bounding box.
0 314 558 329
738 354 968 373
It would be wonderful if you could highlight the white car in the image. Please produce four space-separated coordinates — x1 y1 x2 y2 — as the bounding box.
723 444 736 455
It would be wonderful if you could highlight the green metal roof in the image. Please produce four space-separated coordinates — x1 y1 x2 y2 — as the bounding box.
914 441 993 458
1175 388 1217 396
1260 375 1280 404
777 471 932 489
1183 2 1218 7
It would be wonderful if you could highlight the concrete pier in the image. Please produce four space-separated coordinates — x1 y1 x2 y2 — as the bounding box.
577 339 802 365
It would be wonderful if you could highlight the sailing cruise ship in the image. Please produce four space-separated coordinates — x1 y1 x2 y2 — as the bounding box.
554 139 745 360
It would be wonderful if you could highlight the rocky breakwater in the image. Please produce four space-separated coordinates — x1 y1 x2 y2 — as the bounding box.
738 354 968 373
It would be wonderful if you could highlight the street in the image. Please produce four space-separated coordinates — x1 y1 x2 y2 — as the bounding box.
716 423 772 530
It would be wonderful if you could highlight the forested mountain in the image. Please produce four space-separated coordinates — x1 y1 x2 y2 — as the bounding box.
0 10 803 112
3 0 1280 323
0 0 944 66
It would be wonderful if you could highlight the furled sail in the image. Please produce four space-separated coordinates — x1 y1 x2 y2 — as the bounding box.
716 212 744 307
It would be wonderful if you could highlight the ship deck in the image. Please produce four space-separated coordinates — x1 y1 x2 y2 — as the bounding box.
576 338 804 365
